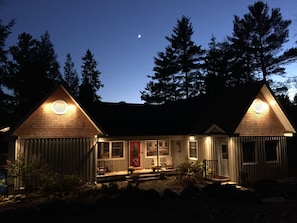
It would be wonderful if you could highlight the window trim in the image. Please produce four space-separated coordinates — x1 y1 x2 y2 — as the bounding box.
188 140 198 160
98 141 125 160
145 140 170 157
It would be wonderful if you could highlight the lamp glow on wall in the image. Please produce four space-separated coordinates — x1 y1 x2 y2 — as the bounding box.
52 100 68 114
252 98 267 114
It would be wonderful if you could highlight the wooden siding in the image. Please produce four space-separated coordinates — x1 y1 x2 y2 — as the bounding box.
14 87 101 138
230 136 288 184
235 93 285 136
13 138 97 189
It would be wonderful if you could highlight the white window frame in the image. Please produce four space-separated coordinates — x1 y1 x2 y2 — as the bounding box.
188 140 198 160
145 140 170 157
98 141 125 160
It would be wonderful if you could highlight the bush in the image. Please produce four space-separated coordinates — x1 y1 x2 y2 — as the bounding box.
176 159 204 185
8 154 84 195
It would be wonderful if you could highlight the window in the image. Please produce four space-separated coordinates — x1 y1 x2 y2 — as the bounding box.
265 140 278 162
221 144 228 159
242 141 256 163
112 142 124 158
189 141 198 159
146 140 169 157
98 141 124 159
98 142 109 159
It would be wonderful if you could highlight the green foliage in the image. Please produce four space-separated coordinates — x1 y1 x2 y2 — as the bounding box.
8 154 84 194
176 158 204 184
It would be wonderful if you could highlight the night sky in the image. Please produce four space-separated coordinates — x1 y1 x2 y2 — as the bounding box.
1 0 296 103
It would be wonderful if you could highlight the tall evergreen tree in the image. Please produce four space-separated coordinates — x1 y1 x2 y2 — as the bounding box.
142 16 205 104
6 31 62 112
63 53 79 97
141 46 179 104
228 1 296 82
0 19 15 126
166 16 205 99
79 49 103 106
204 36 231 94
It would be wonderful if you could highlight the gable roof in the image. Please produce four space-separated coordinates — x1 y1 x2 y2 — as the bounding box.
88 81 295 137
10 85 104 138
4 81 295 138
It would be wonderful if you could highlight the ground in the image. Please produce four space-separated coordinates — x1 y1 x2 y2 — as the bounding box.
1 176 297 222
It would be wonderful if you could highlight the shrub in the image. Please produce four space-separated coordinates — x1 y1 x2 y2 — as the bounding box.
176 158 204 184
8 154 84 195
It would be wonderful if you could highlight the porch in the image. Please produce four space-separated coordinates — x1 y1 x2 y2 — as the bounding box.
96 165 233 185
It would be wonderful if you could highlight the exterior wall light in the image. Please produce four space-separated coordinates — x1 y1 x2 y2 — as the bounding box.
189 136 195 141
284 132 293 137
252 99 265 114
52 100 68 114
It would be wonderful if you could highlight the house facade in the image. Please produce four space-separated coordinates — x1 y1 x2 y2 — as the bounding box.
3 82 296 191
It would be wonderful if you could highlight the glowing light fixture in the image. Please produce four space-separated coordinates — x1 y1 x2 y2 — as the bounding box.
252 99 265 114
284 132 293 137
0 126 10 132
52 100 68 114
189 136 195 141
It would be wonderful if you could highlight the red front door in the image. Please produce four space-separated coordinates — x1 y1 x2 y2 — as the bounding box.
130 141 141 168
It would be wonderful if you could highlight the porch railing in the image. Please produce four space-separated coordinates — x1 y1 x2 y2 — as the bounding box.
203 159 218 179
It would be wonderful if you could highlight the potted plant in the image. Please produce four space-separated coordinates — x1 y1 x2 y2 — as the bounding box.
150 165 157 173
128 166 135 174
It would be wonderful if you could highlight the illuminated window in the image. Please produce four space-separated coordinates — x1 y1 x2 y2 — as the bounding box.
98 141 124 159
189 141 198 159
265 140 278 162
146 140 169 157
98 142 109 159
111 142 124 158
242 141 256 163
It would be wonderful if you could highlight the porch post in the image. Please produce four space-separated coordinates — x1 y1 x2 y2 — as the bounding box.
157 139 159 172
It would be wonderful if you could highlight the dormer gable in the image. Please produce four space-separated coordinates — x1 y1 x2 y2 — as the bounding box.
13 85 104 138
235 84 295 136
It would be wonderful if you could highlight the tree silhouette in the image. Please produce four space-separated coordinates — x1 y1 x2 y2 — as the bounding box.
227 1 296 82
6 31 61 112
63 53 79 97
166 16 205 99
78 49 103 107
0 19 15 126
142 16 205 104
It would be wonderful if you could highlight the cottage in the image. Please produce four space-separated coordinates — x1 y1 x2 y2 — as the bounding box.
1 81 296 191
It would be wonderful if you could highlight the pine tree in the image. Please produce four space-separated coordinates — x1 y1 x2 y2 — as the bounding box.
141 46 179 104
204 36 230 94
0 19 15 126
142 16 205 104
165 16 205 99
7 32 62 110
228 1 296 82
63 53 79 97
79 49 103 106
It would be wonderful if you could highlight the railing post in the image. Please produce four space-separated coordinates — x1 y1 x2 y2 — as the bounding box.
203 159 206 179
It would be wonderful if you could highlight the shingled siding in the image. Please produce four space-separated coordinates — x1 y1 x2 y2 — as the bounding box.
13 138 97 189
234 136 288 184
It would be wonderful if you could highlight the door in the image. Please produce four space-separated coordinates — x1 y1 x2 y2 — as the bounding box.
129 141 141 168
218 143 229 177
